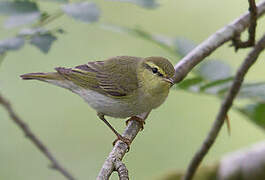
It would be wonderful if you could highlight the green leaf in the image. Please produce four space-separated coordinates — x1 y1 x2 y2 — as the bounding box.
176 76 234 95
62 2 100 23
238 83 265 102
217 82 265 103
197 60 232 81
30 33 57 53
4 12 40 28
0 37 25 54
108 0 159 8
174 37 197 57
177 77 204 91
237 103 265 130
199 76 233 94
18 28 57 53
0 1 39 15
175 60 233 95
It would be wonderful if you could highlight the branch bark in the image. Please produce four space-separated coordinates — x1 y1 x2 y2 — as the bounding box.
0 92 76 180
98 1 265 179
115 161 129 180
183 33 265 180
97 112 149 179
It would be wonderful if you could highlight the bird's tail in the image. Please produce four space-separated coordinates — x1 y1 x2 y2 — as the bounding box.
20 72 61 80
21 67 86 91
20 71 74 90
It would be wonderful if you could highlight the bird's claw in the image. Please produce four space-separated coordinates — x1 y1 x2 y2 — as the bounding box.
126 116 145 131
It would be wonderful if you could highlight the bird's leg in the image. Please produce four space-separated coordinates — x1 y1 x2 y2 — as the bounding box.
126 116 145 131
97 113 131 149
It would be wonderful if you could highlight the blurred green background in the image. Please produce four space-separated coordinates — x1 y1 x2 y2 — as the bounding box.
0 0 264 179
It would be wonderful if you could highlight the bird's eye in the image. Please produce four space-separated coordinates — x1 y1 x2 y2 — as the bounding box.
151 67 158 74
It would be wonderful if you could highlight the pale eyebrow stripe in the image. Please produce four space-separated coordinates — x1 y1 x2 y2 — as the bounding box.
143 62 166 76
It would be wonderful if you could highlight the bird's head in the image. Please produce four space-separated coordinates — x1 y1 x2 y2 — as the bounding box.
138 57 175 94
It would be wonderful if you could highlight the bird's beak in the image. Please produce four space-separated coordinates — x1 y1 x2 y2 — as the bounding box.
163 78 174 86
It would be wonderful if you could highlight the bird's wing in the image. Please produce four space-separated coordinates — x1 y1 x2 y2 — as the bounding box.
56 57 140 98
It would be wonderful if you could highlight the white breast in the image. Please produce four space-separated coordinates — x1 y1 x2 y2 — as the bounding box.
77 88 141 118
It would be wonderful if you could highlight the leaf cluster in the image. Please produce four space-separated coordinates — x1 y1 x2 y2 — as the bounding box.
175 39 265 130
0 0 156 54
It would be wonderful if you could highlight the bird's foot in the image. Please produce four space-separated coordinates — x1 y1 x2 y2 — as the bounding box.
112 135 131 152
126 116 145 131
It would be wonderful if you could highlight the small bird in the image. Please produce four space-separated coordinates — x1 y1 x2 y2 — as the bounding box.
21 56 175 146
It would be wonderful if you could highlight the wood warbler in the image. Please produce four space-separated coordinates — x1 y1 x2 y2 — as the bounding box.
21 56 175 146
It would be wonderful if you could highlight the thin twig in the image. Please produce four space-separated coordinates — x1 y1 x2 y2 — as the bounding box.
183 33 265 180
0 93 76 180
232 0 257 50
173 0 265 83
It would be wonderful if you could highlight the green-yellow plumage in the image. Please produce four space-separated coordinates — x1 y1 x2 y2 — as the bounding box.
21 56 175 144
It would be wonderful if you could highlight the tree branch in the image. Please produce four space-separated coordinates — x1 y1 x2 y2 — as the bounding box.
232 0 257 50
98 1 265 179
97 112 149 179
0 92 76 180
183 33 265 180
173 0 265 83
